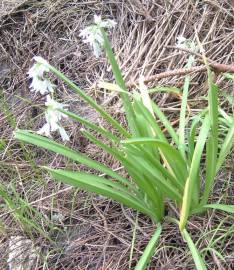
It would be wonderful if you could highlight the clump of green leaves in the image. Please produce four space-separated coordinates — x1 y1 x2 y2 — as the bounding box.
15 16 234 269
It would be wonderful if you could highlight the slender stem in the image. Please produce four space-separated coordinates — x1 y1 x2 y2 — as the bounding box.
178 55 194 159
101 29 137 135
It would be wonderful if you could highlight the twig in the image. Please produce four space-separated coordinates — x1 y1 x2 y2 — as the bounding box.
126 66 207 88
126 47 234 88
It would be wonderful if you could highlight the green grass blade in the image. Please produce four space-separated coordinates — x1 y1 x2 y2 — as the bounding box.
127 154 182 203
151 101 179 146
179 115 210 231
201 248 225 262
14 130 130 187
133 100 168 143
59 109 119 142
201 204 234 214
128 145 183 192
207 71 218 140
201 136 216 205
178 55 194 158
216 122 234 173
81 129 126 162
138 77 155 116
129 214 138 270
187 110 208 162
0 184 49 238
200 68 219 205
46 168 155 218
182 229 207 270
188 109 208 162
124 145 182 204
135 224 162 270
148 86 181 95
219 109 233 126
122 138 188 186
221 91 234 106
48 64 130 137
99 81 131 95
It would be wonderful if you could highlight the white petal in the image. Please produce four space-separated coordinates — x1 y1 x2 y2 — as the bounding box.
107 19 117 28
177 36 186 44
50 121 60 132
94 15 102 25
28 62 49 81
58 126 70 141
45 94 52 104
43 79 55 93
45 111 59 131
28 64 37 78
99 19 116 28
94 32 103 44
30 77 49 95
37 123 51 137
92 42 102 57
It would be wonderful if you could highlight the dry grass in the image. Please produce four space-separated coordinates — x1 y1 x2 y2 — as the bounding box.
0 0 233 269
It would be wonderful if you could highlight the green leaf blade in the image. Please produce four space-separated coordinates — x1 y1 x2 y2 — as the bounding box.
135 224 162 270
14 130 130 187
182 229 207 270
47 168 155 219
179 115 210 231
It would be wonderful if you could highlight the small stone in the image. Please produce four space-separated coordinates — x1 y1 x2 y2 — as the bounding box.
7 236 38 270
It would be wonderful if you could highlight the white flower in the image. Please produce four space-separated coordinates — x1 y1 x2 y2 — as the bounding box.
30 78 55 95
176 35 187 48
28 56 54 94
28 57 50 78
94 15 117 28
37 122 51 137
80 26 103 57
37 95 69 141
79 15 116 57
58 126 70 141
45 95 67 115
176 35 198 52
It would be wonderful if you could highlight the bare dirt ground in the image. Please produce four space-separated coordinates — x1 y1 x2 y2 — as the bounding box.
0 0 233 269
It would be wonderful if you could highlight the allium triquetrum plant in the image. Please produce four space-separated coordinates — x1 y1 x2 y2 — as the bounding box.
15 15 234 269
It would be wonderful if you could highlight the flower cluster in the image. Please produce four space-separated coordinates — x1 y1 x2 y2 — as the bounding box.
28 57 69 141
79 15 116 57
28 56 54 95
27 16 116 141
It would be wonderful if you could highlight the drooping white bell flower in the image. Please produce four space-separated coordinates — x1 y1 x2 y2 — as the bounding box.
29 78 55 95
79 15 116 57
28 57 50 78
28 56 54 94
37 95 69 141
37 122 51 137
